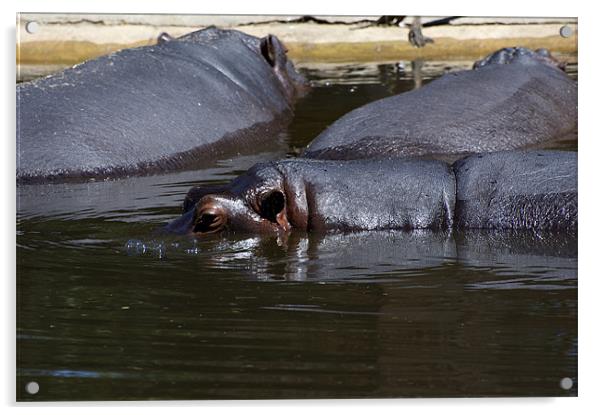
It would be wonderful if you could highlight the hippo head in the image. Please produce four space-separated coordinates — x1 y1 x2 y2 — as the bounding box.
166 27 310 102
165 162 299 237
258 34 310 102
165 159 458 236
473 47 566 71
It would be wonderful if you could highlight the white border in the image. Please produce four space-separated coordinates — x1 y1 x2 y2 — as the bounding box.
4 0 601 413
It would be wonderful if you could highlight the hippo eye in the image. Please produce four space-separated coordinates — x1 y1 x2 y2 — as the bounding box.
258 190 285 222
193 211 224 234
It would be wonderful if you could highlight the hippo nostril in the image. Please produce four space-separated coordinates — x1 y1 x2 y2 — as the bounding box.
193 211 224 234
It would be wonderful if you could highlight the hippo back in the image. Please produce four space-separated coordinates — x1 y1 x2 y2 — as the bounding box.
303 53 577 160
453 151 577 230
275 158 457 231
17 28 302 183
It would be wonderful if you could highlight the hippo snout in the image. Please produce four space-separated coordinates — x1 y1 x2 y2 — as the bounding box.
163 208 196 235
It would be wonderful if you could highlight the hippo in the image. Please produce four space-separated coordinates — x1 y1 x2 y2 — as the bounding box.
164 150 577 236
454 150 577 230
17 27 308 184
302 47 577 160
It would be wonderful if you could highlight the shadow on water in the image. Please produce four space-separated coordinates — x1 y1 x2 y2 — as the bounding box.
16 59 578 400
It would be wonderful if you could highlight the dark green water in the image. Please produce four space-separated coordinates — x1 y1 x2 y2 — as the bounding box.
16 60 578 401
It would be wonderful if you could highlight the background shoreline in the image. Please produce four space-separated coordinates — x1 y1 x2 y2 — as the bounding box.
17 14 578 67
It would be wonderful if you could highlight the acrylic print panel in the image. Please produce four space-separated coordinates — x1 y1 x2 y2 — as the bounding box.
16 13 578 401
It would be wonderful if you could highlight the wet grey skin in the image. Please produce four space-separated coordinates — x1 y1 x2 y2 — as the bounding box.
164 150 577 236
302 47 577 160
17 27 309 184
453 150 577 230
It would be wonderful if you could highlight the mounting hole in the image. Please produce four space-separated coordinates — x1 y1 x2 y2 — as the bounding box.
25 21 39 34
25 381 39 395
559 25 573 38
560 377 573 390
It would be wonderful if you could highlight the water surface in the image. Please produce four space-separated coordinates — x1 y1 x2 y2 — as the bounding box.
17 59 578 400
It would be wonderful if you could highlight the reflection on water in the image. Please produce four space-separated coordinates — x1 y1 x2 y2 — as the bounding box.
17 59 578 400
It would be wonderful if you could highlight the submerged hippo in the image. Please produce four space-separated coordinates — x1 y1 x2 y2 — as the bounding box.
303 47 577 160
17 27 308 184
165 150 577 235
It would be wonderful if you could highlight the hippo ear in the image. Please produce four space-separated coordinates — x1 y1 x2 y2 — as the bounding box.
259 190 285 222
260 35 288 68
260 35 277 67
157 32 174 44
